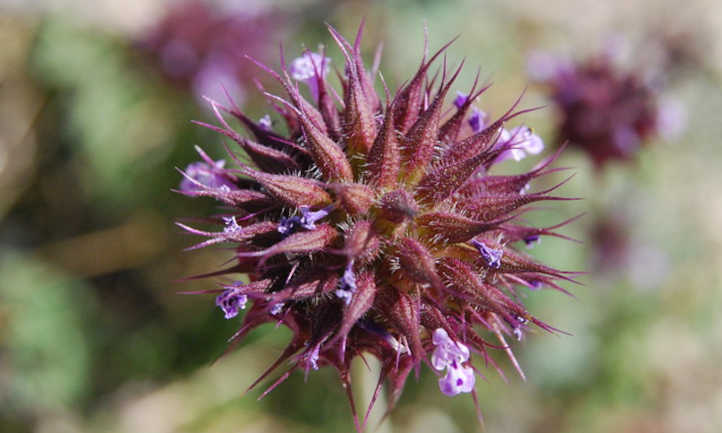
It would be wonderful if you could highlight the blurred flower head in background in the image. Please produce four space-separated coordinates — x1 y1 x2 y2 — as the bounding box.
176 23 581 429
137 0 286 104
528 51 684 169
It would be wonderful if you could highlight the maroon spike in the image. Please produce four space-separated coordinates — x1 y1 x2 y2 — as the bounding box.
378 189 419 224
273 93 353 182
329 271 377 359
271 273 340 303
236 138 300 173
514 273 576 297
219 280 276 301
444 89 537 163
329 182 375 215
252 78 302 138
459 166 570 197
196 98 303 172
176 220 278 251
237 165 332 208
378 288 425 362
417 210 519 244
436 257 492 306
341 220 380 262
483 243 581 283
438 76 492 143
238 224 338 265
470 389 486 428
395 237 445 296
370 41 384 82
383 351 415 413
245 339 304 394
444 119 503 164
501 212 586 245
174 258 258 282
361 363 386 431
250 51 329 136
351 20 380 111
257 367 295 400
401 59 465 183
328 26 378 156
439 257 527 324
217 303 278 363
415 144 498 204
224 98 309 156
339 371 362 433
366 75 401 189
461 187 579 223
393 36 460 133
343 70 378 156
313 46 342 141
172 182 270 208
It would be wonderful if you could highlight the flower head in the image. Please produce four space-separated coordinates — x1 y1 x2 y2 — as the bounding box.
177 24 580 428
530 52 675 168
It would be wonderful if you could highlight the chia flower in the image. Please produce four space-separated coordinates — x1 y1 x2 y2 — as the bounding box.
138 1 285 103
177 24 580 429
529 52 671 168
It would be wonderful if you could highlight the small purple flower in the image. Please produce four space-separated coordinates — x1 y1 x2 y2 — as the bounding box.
439 361 476 396
523 234 541 248
431 328 470 369
277 215 302 235
278 205 331 235
431 328 475 396
258 114 273 131
511 126 544 155
468 107 488 133
180 160 236 192
299 205 332 230
222 216 242 234
215 288 248 319
270 302 284 316
512 315 527 341
454 91 468 109
471 239 503 269
335 288 353 305
529 280 544 290
335 260 357 305
289 51 331 102
341 261 357 291
495 126 544 162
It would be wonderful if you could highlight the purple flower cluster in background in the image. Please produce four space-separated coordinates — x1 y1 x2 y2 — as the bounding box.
138 1 285 103
528 51 685 168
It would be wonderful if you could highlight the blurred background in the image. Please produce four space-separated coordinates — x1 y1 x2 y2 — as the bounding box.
1 0 721 432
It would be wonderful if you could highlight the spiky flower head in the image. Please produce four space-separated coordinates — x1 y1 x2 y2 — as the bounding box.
528 51 674 169
177 24 580 428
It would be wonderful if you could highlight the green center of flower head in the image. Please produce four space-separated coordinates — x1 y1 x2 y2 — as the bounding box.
177 22 581 427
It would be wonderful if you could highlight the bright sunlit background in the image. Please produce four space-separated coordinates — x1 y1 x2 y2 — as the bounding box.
1 0 721 432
